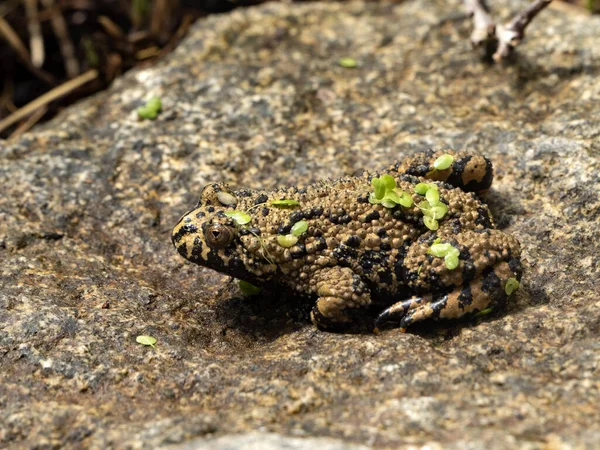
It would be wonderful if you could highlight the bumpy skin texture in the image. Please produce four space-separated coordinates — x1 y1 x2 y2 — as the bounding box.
172 150 522 332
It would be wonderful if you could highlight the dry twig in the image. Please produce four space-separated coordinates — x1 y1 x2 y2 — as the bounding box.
0 69 98 134
8 104 47 139
465 0 554 62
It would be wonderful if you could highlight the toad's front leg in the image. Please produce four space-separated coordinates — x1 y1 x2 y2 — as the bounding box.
375 229 522 331
309 266 372 330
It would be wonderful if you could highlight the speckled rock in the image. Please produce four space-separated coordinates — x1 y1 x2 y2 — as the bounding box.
1 1 599 449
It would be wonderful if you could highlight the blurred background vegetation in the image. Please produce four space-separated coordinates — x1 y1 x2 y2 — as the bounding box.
0 0 598 138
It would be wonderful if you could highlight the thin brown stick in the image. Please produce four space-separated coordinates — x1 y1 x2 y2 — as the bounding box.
8 104 47 139
41 0 79 78
0 69 98 135
464 0 554 62
24 0 45 68
97 15 124 39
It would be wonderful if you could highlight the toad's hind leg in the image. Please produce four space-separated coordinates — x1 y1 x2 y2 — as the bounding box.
390 149 493 193
309 267 372 331
374 261 521 332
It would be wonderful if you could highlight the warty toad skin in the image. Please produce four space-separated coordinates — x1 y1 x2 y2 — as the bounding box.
172 149 522 332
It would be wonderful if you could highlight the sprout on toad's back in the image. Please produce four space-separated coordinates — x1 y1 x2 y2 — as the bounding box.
425 186 440 205
271 199 300 207
136 335 157 348
433 154 454 171
415 183 430 195
277 234 298 248
429 241 461 270
423 216 439 231
224 210 251 225
369 175 413 209
291 221 308 237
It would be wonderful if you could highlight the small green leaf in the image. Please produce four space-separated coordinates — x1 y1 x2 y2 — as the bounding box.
381 199 397 209
146 97 162 112
505 277 520 295
380 174 396 191
368 192 381 205
425 186 440 205
137 96 162 120
384 190 403 204
430 243 453 257
338 57 358 68
239 280 261 296
137 106 157 120
371 178 385 200
271 199 300 207
430 203 448 220
415 183 430 195
475 308 493 318
395 190 414 208
419 201 433 216
430 242 460 270
136 335 157 348
423 216 439 230
445 254 459 270
291 220 308 236
224 210 251 225
433 154 454 171
277 234 298 248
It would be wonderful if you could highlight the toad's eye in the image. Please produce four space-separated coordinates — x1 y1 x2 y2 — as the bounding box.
205 224 234 249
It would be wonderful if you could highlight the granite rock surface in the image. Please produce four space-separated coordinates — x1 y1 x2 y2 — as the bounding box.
1 1 599 448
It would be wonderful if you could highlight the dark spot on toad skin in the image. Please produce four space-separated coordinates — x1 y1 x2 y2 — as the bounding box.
333 244 358 263
458 283 473 308
290 244 306 259
364 211 380 222
255 194 268 204
357 194 370 203
312 206 324 217
289 211 304 223
314 237 327 251
191 237 203 260
345 235 361 248
277 223 293 234
172 223 198 244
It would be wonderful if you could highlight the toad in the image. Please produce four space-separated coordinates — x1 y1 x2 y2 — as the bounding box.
172 150 522 332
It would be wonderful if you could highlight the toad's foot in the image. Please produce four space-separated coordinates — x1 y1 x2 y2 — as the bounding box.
309 266 372 331
374 260 522 332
